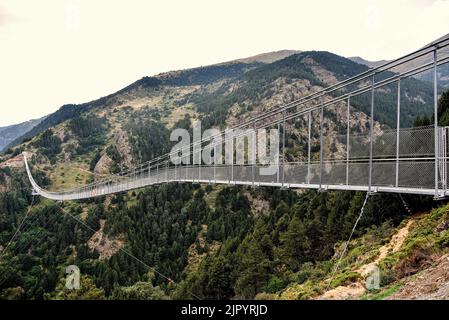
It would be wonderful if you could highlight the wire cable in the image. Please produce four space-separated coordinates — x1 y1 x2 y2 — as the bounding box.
53 201 202 300
326 192 369 291
0 195 35 261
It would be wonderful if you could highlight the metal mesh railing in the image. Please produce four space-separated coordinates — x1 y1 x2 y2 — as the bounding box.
22 35 449 200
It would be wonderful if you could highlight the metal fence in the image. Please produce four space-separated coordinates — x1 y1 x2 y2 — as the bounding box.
23 35 449 200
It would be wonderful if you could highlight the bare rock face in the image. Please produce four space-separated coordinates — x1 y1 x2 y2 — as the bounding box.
63 150 71 162
115 129 133 168
94 154 113 175
244 192 270 216
0 175 11 193
435 220 449 233
87 220 124 260
92 128 133 175
388 254 449 300
55 128 67 142
302 56 339 85
0 155 24 170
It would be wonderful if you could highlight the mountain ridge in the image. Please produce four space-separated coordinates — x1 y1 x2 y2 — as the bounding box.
1 39 449 300
348 56 390 68
5 49 435 154
0 117 44 152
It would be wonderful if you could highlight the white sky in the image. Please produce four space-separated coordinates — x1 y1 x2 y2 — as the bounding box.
0 0 448 126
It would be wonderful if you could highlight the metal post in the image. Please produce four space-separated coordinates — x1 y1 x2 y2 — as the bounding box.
277 123 280 184
185 146 188 182
282 109 286 188
213 142 216 184
136 166 139 187
133 168 136 188
434 49 439 198
368 74 375 194
307 112 311 184
440 128 447 195
252 120 256 188
231 133 234 185
346 96 350 185
443 128 447 195
126 171 130 190
165 161 168 182
213 135 218 184
395 79 401 187
198 140 201 183
319 104 324 190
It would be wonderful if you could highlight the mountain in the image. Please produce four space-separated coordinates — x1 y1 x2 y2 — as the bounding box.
348 56 390 68
1 47 448 300
233 50 301 64
0 118 44 152
7 50 435 153
350 34 449 88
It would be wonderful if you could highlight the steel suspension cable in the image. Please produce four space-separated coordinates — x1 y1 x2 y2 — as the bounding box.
326 192 370 291
0 195 35 262
53 201 202 300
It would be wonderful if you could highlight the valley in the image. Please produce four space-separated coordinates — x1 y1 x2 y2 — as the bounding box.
1 43 449 301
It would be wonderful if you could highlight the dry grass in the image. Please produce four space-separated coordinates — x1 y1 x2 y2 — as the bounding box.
163 103 198 128
48 162 93 191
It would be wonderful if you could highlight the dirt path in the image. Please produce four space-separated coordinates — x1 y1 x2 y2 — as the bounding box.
317 282 366 300
357 220 414 276
317 219 414 300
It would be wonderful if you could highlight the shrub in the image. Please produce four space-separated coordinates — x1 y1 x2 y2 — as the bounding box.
394 248 433 278
330 271 361 288
264 275 285 293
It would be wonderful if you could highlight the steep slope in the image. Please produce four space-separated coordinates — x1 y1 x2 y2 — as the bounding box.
6 61 262 151
7 48 437 154
233 50 301 64
348 57 390 68
0 118 43 152
351 34 449 88
252 200 449 301
0 48 445 300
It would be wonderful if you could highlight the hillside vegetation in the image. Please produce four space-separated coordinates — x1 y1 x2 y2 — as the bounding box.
0 50 448 300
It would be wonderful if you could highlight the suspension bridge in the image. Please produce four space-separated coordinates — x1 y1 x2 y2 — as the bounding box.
23 35 449 200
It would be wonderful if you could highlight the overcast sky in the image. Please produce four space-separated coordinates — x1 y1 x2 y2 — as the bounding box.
0 0 448 126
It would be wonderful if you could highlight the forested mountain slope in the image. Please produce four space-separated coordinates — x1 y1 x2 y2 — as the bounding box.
0 50 448 300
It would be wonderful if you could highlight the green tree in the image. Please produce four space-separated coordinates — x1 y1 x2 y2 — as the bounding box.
49 275 105 300
235 238 271 298
205 256 233 299
276 216 311 271
111 272 169 300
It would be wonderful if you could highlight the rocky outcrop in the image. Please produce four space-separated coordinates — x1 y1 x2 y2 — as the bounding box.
94 154 113 175
115 129 133 168
87 220 124 260
388 254 449 300
0 155 24 169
